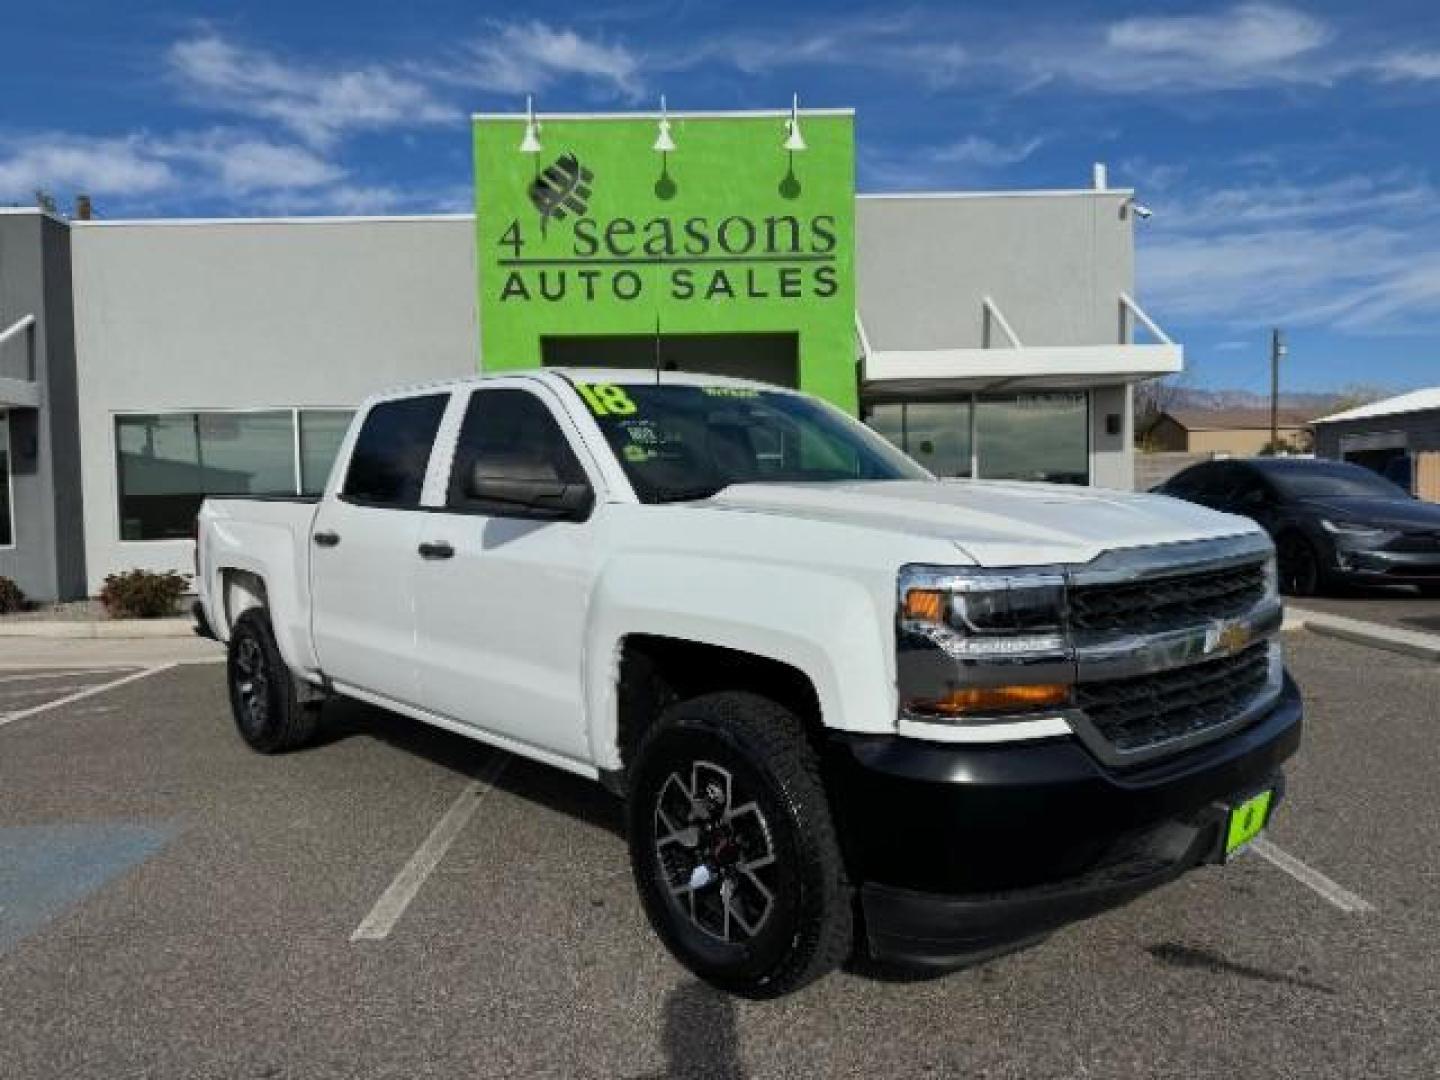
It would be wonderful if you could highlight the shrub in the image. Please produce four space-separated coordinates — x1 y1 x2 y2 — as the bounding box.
99 569 190 619
0 576 24 615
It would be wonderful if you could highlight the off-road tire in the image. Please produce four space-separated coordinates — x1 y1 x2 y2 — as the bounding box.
626 691 852 998
226 609 319 754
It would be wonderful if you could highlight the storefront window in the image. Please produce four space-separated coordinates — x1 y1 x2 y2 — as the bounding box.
117 412 295 540
975 393 1088 485
299 410 354 495
865 392 1088 485
865 401 972 477
0 412 12 547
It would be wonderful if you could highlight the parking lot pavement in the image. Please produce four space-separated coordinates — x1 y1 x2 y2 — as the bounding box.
0 667 145 721
1291 587 1440 636
1 631 1437 1078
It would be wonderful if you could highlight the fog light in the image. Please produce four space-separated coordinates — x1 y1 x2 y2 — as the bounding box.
907 683 1071 718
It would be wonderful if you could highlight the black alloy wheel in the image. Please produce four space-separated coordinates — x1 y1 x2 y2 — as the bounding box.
627 692 852 998
226 609 319 753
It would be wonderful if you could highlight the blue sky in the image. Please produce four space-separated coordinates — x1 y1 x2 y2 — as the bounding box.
4 1 1439 394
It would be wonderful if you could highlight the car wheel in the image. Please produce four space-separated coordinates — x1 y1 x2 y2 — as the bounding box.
626 692 853 998
226 609 319 754
1278 533 1323 597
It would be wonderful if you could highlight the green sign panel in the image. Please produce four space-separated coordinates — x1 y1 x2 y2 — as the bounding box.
473 110 857 411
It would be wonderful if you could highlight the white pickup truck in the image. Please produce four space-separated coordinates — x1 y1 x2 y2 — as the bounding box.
197 369 1302 997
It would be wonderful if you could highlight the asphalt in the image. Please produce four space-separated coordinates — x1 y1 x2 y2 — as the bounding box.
1 631 1437 1078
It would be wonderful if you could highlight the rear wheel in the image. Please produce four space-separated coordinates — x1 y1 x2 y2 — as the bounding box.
626 692 852 998
1278 533 1324 597
226 609 319 753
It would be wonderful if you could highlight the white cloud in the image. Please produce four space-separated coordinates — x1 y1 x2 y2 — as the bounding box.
1373 51 1440 81
1138 172 1440 334
0 129 358 213
168 33 458 147
442 21 643 101
935 136 1044 168
156 132 342 193
1014 3 1337 92
860 134 1043 191
0 135 174 201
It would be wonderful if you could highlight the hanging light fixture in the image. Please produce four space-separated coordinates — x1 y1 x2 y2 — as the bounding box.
653 95 676 153
519 95 542 154
783 93 807 152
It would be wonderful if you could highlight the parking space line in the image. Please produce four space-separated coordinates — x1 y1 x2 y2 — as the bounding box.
0 664 179 729
0 668 136 684
351 752 510 943
1249 837 1375 914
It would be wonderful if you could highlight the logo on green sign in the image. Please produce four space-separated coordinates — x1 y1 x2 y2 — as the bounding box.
528 153 594 236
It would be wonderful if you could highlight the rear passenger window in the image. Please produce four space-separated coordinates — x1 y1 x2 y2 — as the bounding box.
342 394 448 507
447 389 587 510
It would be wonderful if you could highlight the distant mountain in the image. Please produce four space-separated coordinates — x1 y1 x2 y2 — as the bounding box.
1165 388 1355 414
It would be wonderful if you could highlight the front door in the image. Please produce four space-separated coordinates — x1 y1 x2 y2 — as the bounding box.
310 392 450 706
412 384 600 763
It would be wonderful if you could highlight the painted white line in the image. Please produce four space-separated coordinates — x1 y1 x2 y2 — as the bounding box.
0 664 179 729
351 753 510 943
0 668 135 684
1249 837 1375 914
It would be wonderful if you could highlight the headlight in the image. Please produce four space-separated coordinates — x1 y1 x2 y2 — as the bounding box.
898 565 1066 659
1262 551 1279 600
1320 519 1396 546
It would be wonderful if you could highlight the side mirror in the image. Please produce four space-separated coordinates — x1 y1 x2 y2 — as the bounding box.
465 459 594 521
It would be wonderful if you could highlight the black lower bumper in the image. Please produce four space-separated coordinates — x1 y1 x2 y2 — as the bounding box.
826 675 1303 968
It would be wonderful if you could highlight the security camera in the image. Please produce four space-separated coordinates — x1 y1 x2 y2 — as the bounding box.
1132 203 1154 220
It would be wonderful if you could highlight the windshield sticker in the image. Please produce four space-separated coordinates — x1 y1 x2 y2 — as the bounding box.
622 444 655 463
703 387 760 399
577 382 638 417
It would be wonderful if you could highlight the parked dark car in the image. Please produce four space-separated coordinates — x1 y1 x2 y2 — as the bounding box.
1154 458 1440 597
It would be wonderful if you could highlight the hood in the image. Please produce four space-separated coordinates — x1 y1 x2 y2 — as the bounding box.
1301 496 1440 531
702 480 1261 566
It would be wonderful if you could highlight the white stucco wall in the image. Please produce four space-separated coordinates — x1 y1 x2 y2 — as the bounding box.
71 216 478 593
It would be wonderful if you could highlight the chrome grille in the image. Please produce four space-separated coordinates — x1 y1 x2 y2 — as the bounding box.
1074 644 1271 757
1068 561 1266 636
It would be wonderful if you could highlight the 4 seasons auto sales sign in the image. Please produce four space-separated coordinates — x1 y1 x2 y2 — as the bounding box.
473 109 858 412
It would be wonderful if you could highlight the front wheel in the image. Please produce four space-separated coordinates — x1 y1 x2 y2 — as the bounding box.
626 692 853 998
1278 533 1324 597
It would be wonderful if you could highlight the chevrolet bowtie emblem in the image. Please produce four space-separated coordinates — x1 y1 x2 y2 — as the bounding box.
1205 620 1251 657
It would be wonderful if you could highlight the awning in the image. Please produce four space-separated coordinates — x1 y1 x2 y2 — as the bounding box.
858 294 1183 395
0 313 39 408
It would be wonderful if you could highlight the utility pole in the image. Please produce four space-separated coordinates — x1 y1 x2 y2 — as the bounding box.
1269 328 1286 454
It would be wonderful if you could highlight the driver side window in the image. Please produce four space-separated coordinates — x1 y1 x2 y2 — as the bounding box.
446 389 588 513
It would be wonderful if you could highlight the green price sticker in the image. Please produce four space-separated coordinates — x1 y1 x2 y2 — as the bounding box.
578 383 638 417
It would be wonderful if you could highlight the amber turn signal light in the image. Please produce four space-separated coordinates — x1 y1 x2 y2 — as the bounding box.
907 683 1070 717
902 588 947 623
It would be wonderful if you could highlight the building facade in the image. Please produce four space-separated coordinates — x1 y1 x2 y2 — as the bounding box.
0 108 1182 601
1312 389 1440 501
1143 408 1314 456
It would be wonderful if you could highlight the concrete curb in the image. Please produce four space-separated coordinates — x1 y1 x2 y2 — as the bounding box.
1286 607 1440 662
0 618 194 640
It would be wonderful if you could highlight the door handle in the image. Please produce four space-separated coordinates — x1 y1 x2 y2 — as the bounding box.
313 530 341 548
418 541 455 560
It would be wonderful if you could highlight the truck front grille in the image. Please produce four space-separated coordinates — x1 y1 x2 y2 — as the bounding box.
1068 560 1266 636
1074 644 1271 757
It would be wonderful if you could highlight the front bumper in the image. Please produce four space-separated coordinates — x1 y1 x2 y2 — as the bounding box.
1333 547 1440 585
825 674 1303 968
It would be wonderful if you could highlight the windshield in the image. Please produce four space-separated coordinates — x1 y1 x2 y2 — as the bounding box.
570 381 931 503
1265 462 1410 500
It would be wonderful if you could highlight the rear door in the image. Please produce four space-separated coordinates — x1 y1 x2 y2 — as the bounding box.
310 392 450 706
412 383 602 763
